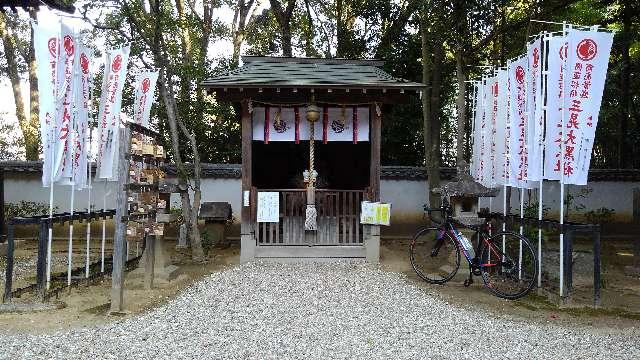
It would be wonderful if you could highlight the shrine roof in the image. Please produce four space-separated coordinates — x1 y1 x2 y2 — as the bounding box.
202 56 425 91
1 0 75 13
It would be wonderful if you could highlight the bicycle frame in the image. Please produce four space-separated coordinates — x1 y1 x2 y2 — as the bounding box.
434 217 507 271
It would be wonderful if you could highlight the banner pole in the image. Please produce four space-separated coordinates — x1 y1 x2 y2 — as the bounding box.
85 130 93 278
67 181 75 286
46 161 55 291
101 179 107 273
538 32 550 288
559 22 569 298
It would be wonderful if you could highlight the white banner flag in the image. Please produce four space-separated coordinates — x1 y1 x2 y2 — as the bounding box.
52 24 77 183
494 70 510 186
488 76 499 187
507 56 532 188
97 46 130 180
476 77 490 186
562 29 614 185
544 36 567 180
527 37 544 181
71 45 92 189
33 20 60 186
470 81 481 180
133 71 159 128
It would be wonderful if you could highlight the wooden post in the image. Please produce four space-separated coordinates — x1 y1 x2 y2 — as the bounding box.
0 168 5 242
144 233 155 290
3 224 14 303
240 99 255 262
366 103 382 263
37 219 48 301
110 127 131 313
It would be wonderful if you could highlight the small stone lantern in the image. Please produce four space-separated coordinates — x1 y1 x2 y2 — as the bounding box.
432 161 498 226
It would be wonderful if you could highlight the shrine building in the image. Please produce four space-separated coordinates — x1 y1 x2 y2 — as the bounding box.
203 56 424 262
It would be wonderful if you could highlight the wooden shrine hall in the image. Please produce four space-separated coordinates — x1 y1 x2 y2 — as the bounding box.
203 56 424 262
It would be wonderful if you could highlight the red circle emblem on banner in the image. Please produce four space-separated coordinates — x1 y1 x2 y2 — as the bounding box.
112 55 123 72
577 38 597 61
48 38 57 57
515 66 525 84
80 54 90 74
63 35 74 56
559 43 568 60
142 78 151 93
532 48 540 68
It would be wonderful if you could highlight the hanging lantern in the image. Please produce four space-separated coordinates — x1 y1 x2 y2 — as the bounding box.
306 104 320 122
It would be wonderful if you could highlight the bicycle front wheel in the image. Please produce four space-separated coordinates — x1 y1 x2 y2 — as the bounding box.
479 231 538 300
410 227 460 284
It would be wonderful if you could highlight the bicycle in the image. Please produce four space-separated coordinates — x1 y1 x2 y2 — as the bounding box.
409 201 538 300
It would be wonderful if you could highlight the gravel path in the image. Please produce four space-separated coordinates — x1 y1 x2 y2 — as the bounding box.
1 262 638 359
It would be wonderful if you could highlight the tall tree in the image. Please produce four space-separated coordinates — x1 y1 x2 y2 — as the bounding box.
0 12 39 160
230 0 258 67
269 0 296 56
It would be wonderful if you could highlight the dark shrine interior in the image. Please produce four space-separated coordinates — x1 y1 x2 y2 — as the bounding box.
252 141 371 190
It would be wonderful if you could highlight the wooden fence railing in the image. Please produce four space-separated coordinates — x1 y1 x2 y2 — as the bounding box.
255 189 364 246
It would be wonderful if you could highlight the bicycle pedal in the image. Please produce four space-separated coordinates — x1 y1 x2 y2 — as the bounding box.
463 279 473 287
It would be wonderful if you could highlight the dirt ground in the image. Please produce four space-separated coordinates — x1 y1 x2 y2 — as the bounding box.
1 232 639 335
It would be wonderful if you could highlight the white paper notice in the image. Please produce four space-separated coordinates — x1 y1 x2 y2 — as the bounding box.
243 190 250 207
257 192 279 223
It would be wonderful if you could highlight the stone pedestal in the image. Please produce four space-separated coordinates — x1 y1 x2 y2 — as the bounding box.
240 233 255 263
364 225 380 264
177 223 188 248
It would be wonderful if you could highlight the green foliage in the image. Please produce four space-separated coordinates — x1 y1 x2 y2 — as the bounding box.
524 201 551 219
0 120 24 160
4 201 58 219
584 207 616 224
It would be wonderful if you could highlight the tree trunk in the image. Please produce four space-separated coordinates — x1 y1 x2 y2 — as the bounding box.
269 0 296 57
28 9 39 157
280 22 292 56
618 2 631 168
455 48 467 165
428 41 444 207
0 13 38 160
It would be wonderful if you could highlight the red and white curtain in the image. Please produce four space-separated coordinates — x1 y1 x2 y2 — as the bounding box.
252 106 370 143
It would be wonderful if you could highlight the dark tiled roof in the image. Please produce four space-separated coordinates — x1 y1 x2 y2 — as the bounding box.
202 56 425 90
3 161 640 182
161 163 242 179
2 0 75 13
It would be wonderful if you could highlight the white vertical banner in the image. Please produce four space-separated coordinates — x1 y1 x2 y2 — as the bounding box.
133 71 159 128
563 29 614 185
507 56 532 188
72 45 92 189
488 75 499 187
33 20 60 186
97 45 130 180
477 77 489 185
544 36 567 180
527 37 544 181
53 24 77 183
470 81 481 180
494 70 509 186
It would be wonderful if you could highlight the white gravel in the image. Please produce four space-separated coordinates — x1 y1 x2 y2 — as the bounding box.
0 261 638 359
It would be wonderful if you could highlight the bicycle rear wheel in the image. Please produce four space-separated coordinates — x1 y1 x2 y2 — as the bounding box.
410 227 460 284
479 231 537 300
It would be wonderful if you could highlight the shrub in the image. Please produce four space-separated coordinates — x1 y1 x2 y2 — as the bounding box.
4 201 58 219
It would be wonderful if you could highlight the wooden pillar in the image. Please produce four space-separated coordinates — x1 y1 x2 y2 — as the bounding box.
240 99 255 262
144 233 155 290
0 168 5 242
110 127 131 313
369 104 381 201
366 103 381 263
